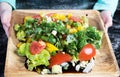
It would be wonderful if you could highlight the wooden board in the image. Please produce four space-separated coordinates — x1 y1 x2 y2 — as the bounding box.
4 10 120 77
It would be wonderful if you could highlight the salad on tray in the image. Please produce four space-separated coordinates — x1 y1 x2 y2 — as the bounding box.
14 13 103 74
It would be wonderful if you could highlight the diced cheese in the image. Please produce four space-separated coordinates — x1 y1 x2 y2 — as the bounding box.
51 30 57 36
52 65 62 74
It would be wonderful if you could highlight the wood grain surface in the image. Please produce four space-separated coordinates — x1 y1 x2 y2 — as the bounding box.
4 10 120 77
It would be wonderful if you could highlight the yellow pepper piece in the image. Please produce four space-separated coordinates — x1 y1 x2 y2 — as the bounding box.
67 13 72 19
53 14 66 21
66 25 71 29
46 43 59 52
69 28 77 34
17 42 23 48
39 12 45 17
24 16 32 23
76 25 85 31
26 38 32 43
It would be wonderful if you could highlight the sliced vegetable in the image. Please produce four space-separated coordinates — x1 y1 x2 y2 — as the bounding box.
69 28 77 34
70 16 82 22
76 25 85 31
46 42 59 52
32 15 41 19
38 40 46 48
52 13 66 21
78 44 96 61
49 52 72 68
16 42 23 48
67 13 72 19
30 41 46 55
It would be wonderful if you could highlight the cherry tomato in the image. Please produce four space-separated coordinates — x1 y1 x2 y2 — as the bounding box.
32 15 41 19
70 16 82 22
78 44 96 61
49 52 72 68
30 41 46 55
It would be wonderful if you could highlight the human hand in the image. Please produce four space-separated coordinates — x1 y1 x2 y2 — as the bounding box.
0 2 12 37
100 10 113 31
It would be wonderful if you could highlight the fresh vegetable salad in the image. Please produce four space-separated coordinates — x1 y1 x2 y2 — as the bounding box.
14 13 103 74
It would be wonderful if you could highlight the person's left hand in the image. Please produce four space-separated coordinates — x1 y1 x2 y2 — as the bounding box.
100 10 113 31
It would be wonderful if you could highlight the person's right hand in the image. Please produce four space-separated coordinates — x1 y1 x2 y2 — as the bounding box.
100 10 113 31
0 2 12 37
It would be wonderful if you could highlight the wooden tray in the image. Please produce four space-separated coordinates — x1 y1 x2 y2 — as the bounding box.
4 10 120 77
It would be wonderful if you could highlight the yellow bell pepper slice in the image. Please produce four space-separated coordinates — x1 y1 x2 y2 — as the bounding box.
76 25 85 31
69 28 78 34
53 14 66 21
67 13 72 19
66 25 71 29
17 42 23 48
24 16 32 23
46 43 59 52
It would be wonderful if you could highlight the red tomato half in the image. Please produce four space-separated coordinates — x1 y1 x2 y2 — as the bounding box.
30 41 46 55
78 44 96 61
49 52 72 68
38 40 46 47
70 16 82 22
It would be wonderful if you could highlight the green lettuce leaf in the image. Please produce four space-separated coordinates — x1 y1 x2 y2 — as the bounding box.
17 43 30 56
26 49 50 71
